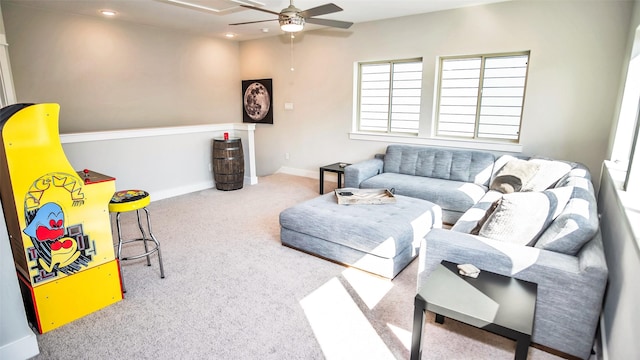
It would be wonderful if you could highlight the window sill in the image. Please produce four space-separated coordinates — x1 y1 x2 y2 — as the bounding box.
349 132 523 153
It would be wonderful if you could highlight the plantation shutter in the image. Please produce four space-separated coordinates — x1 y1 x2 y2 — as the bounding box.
358 59 422 134
436 53 529 141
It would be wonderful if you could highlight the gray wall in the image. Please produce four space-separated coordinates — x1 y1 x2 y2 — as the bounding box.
599 2 640 359
2 1 633 179
0 5 40 359
0 206 39 359
239 0 632 179
598 163 640 360
2 2 242 133
2 1 640 358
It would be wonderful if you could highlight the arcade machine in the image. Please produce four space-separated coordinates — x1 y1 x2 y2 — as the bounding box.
0 103 122 333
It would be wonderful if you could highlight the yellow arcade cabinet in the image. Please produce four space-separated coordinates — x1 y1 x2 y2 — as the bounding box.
0 103 122 333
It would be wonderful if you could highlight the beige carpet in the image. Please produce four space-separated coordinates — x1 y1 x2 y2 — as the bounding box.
31 173 564 360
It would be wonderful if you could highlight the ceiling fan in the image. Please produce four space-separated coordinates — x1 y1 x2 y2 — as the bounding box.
230 1 353 32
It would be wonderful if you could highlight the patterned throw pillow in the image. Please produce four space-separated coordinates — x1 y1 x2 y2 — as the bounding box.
490 159 540 193
478 187 573 246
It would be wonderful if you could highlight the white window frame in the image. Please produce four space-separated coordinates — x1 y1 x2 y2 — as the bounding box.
0 33 17 107
434 51 530 143
356 58 423 135
611 26 640 195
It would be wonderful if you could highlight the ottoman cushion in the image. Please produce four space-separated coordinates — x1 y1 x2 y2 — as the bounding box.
279 192 441 278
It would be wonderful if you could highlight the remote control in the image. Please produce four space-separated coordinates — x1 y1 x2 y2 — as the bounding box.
457 263 480 278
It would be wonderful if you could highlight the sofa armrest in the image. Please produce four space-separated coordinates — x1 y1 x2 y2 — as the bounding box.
419 229 607 285
344 157 384 188
418 228 608 359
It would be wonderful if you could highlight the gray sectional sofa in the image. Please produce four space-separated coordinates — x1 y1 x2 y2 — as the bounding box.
345 145 496 224
345 144 608 360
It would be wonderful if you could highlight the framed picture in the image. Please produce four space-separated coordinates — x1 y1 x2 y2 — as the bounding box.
242 78 273 124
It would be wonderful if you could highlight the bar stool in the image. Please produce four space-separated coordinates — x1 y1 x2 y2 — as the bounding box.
109 190 165 292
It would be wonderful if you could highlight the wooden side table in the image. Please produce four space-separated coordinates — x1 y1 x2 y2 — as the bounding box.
319 162 350 194
411 261 537 360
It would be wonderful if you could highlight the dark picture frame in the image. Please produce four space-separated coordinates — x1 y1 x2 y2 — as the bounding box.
242 78 273 124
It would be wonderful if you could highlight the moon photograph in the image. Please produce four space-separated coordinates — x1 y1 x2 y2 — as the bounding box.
242 79 273 124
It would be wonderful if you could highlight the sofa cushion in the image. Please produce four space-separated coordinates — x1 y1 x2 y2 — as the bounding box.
534 186 599 255
383 145 495 186
490 158 540 193
360 172 487 214
478 187 573 246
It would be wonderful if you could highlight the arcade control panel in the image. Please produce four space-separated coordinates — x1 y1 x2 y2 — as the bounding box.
77 169 115 185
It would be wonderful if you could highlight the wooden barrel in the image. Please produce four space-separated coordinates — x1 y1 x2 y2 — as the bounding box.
212 138 244 191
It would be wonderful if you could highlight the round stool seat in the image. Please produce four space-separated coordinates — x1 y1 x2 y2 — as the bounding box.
109 190 150 213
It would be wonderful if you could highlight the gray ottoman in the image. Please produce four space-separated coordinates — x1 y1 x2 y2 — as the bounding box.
279 192 442 279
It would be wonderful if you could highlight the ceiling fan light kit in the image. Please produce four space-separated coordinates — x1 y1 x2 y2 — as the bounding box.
279 14 305 32
230 1 353 34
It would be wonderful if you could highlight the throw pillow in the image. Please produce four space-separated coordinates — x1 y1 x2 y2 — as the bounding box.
534 187 599 255
470 200 500 235
521 157 572 191
478 187 573 246
490 158 540 193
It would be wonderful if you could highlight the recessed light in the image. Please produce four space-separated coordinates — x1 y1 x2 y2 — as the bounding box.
100 10 117 16
261 28 269 33
225 32 236 38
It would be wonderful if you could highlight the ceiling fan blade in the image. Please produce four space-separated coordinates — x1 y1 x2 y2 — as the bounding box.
239 4 281 16
229 19 277 26
299 3 342 18
306 17 353 29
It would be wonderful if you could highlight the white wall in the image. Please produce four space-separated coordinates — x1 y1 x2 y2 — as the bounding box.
239 1 632 179
2 2 242 133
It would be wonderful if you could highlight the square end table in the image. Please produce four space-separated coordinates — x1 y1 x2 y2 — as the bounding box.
410 261 537 360
319 162 350 194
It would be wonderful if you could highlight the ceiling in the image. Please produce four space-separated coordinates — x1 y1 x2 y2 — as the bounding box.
3 0 508 41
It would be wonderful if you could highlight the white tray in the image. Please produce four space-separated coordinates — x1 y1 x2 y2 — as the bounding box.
334 188 396 205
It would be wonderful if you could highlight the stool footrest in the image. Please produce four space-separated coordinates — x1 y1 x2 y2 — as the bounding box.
119 238 160 261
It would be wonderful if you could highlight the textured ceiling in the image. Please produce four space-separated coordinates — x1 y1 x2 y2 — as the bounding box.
2 0 509 41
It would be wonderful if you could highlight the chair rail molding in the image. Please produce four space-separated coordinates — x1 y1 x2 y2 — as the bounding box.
60 123 257 201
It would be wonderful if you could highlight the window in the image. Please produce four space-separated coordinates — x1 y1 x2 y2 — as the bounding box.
610 27 640 194
435 52 530 142
357 59 423 134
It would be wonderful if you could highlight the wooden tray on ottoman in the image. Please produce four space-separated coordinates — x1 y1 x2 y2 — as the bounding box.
334 188 396 205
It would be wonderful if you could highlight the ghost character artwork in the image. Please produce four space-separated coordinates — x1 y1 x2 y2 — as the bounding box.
23 202 82 273
242 78 273 124
22 172 94 283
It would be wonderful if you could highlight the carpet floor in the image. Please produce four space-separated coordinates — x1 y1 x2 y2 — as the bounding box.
31 173 565 360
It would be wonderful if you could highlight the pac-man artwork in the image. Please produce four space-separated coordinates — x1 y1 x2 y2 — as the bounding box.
0 103 122 333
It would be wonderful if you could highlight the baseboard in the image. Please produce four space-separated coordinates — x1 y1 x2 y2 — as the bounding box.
0 332 40 360
276 166 318 179
150 176 258 202
150 181 215 202
276 166 342 182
